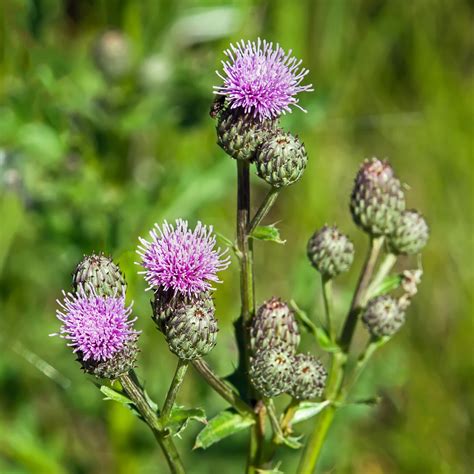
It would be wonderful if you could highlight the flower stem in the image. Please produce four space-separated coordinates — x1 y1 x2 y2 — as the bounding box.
247 186 280 235
365 253 397 300
296 352 346 474
119 371 185 474
161 359 189 424
280 398 300 436
191 358 254 417
339 236 384 352
236 160 263 474
321 276 334 341
297 237 384 474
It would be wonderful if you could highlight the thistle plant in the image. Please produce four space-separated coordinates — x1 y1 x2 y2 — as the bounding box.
52 38 429 474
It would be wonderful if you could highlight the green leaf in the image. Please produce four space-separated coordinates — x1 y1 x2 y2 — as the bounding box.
371 274 403 297
291 401 331 425
290 300 340 353
167 406 207 437
256 462 284 474
250 225 286 244
100 385 132 405
281 434 303 449
194 410 255 449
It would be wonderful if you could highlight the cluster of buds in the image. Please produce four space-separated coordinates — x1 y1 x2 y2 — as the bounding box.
212 39 312 188
53 253 140 380
137 219 230 361
248 298 327 399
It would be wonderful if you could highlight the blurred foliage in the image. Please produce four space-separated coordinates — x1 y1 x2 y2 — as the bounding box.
0 0 472 473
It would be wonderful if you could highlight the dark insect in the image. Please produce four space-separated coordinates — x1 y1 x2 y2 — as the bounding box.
209 95 226 119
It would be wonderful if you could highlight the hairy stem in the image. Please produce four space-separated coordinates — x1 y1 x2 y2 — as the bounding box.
119 371 185 474
161 359 189 423
192 358 254 417
247 186 280 235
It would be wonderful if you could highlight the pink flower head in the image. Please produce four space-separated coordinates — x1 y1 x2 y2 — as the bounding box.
214 38 313 120
54 286 138 362
137 219 230 297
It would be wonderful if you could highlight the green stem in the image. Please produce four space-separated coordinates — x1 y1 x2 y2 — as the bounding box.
365 253 397 300
265 398 284 444
119 371 185 474
344 337 386 396
321 276 334 341
247 186 280 235
236 161 262 474
161 359 189 424
297 352 346 474
339 236 384 352
280 398 300 436
191 358 254 417
298 237 384 474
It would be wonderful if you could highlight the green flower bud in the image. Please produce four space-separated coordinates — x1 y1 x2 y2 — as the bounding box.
255 131 307 187
216 107 277 161
164 296 218 360
80 336 139 380
73 253 126 297
362 295 405 338
289 353 327 400
151 289 181 333
387 210 429 255
249 347 294 398
250 297 300 355
350 158 405 236
307 225 354 278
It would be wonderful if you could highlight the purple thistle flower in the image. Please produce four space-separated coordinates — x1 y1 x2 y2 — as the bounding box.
214 38 313 120
54 286 139 362
137 219 230 297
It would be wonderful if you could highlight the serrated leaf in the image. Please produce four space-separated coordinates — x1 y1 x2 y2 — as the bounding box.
291 401 331 425
250 225 286 244
100 385 132 405
371 274 403 297
290 300 340 353
194 410 254 450
167 406 207 437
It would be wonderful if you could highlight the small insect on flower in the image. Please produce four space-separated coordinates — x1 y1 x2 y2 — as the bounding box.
214 38 313 120
137 219 231 297
53 285 139 363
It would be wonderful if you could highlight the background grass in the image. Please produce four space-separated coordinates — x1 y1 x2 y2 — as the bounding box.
0 1 472 473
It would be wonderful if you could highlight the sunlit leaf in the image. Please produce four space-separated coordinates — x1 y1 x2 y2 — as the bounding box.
250 225 286 244
194 410 254 450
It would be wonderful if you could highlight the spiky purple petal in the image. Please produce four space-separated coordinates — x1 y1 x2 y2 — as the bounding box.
137 219 230 297
214 38 313 120
54 286 138 362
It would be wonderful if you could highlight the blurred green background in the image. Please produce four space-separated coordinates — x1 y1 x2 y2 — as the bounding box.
0 1 472 473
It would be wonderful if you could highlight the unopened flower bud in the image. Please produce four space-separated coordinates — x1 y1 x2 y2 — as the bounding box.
362 295 405 338
92 30 131 81
249 346 294 398
164 295 218 360
307 225 354 278
289 354 327 400
387 210 429 255
350 158 405 236
73 253 126 297
255 131 307 187
250 297 300 354
216 107 278 161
